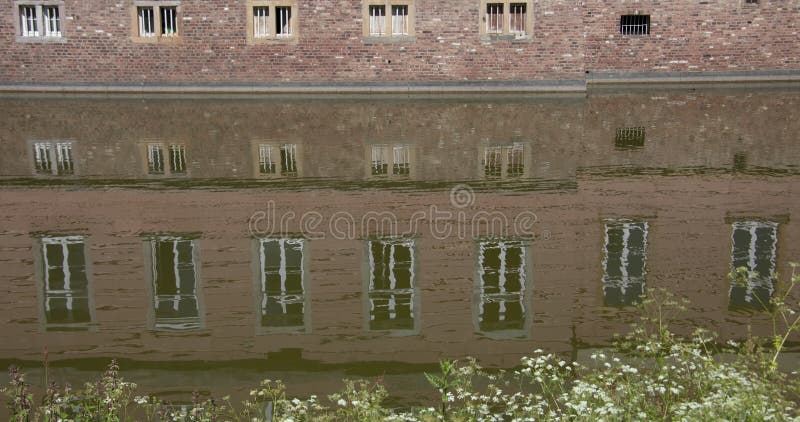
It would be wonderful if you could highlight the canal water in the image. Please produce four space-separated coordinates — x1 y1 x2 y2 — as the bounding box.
0 88 798 405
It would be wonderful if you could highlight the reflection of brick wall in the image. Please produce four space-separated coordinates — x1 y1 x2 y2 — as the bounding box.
1 91 799 179
1 1 798 85
0 178 798 364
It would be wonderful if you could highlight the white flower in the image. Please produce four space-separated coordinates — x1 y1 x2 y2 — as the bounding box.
337 398 347 406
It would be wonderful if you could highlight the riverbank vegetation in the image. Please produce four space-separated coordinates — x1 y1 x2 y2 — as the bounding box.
5 267 799 421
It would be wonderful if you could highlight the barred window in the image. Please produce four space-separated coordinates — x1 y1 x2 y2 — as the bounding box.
620 14 650 35
480 0 532 38
132 1 180 41
247 1 298 43
363 1 414 39
17 2 63 39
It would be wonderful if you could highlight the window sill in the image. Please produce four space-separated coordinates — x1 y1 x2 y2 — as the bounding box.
363 35 415 44
247 35 299 45
479 34 532 42
131 35 181 44
16 35 67 43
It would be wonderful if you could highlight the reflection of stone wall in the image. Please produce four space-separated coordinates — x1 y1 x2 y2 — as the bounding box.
1 91 799 181
0 176 798 366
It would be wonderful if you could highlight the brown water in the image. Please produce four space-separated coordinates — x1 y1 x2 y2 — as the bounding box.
0 88 798 405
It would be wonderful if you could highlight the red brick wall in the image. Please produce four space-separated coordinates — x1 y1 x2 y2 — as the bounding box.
1 0 798 85
584 0 800 74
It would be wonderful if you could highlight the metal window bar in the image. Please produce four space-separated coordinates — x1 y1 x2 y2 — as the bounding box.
20 5 39 37
33 142 53 174
391 5 408 36
258 144 276 174
152 238 199 330
42 6 61 37
169 144 186 174
486 3 503 34
147 144 164 174
369 5 386 36
506 143 524 177
509 3 526 35
275 6 291 36
477 241 526 325
42 236 88 319
483 146 502 177
620 15 650 35
161 6 177 36
253 6 269 37
371 145 388 175
55 142 73 175
615 126 646 149
280 144 297 176
138 7 155 37
392 145 410 175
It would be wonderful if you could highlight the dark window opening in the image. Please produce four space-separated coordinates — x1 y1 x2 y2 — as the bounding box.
615 127 645 149
620 14 650 35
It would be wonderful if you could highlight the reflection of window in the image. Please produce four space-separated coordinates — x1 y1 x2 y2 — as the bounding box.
602 220 648 306
729 221 778 310
370 144 411 177
363 1 414 39
253 143 299 177
477 240 526 332
38 236 92 329
148 237 200 330
145 143 187 176
246 0 297 43
483 143 525 178
615 127 645 150
367 238 415 331
257 238 306 330
32 141 74 175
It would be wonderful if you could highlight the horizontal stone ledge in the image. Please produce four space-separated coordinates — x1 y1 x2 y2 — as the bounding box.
0 81 588 95
587 70 800 86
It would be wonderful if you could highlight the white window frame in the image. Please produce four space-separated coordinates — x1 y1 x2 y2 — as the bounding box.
602 220 648 306
367 144 412 178
131 1 181 42
15 1 65 41
254 238 309 333
143 142 188 176
364 237 418 334
481 142 528 179
474 240 529 335
729 220 778 310
479 0 532 39
145 236 203 331
30 140 75 176
34 235 95 331
246 0 298 44
362 1 415 41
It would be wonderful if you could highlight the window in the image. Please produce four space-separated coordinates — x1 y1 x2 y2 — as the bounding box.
131 1 180 41
253 143 299 177
362 1 415 40
729 221 778 310
602 220 648 306
479 0 532 38
36 236 93 330
31 141 74 175
256 238 308 332
146 236 201 330
475 240 528 334
620 14 650 35
369 144 412 177
482 143 527 178
16 1 64 40
247 0 298 43
144 143 187 176
366 238 417 332
615 127 645 150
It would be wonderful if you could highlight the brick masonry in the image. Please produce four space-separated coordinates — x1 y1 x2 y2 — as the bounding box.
0 0 798 85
